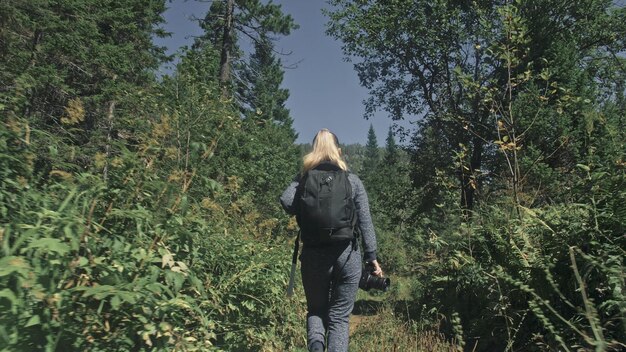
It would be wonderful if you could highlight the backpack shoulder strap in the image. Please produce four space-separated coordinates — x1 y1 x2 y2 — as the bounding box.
346 172 359 244
286 230 300 297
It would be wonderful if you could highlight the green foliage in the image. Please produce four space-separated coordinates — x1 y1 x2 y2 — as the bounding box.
0 0 166 123
383 126 399 166
329 0 625 350
0 1 305 350
196 0 298 96
237 35 295 134
339 143 365 173
361 124 380 181
2 0 624 350
0 112 303 351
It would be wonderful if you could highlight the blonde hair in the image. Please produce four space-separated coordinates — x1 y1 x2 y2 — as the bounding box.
302 129 348 173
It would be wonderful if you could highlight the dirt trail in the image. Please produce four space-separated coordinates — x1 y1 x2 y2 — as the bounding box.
349 298 382 336
349 313 369 336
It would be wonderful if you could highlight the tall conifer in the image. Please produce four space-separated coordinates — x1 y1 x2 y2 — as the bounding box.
238 35 295 139
384 126 398 166
363 124 379 176
196 0 297 98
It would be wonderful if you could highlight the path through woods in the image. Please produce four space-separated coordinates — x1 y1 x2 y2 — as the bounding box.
348 291 459 351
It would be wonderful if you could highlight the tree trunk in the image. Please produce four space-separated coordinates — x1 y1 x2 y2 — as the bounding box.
460 137 483 218
103 100 116 182
24 29 44 119
218 0 234 98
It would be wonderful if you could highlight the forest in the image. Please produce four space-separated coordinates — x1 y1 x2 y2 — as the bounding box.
0 0 624 351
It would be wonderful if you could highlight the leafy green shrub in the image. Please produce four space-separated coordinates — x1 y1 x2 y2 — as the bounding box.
0 116 304 351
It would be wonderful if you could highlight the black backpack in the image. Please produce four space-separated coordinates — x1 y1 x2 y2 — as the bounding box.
295 162 357 246
286 162 358 296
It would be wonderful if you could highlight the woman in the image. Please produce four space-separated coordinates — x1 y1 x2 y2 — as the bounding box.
280 128 383 352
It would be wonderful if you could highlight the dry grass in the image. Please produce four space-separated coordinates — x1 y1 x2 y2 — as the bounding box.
349 304 459 352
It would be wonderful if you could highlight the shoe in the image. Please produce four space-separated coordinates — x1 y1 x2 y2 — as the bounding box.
310 341 324 352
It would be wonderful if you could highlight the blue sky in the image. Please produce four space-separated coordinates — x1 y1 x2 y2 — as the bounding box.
154 0 409 145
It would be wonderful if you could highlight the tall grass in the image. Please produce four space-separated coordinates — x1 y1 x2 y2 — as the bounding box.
350 304 459 352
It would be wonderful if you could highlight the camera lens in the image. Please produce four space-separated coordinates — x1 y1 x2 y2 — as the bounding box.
359 269 391 292
370 276 390 292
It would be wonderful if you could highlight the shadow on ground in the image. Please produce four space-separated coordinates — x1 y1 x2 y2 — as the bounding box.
352 299 385 316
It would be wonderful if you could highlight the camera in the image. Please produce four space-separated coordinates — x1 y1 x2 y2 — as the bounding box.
358 263 390 292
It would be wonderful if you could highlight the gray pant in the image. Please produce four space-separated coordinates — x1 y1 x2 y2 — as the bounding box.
300 242 361 352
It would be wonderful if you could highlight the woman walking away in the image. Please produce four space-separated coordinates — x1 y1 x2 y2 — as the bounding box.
280 128 383 352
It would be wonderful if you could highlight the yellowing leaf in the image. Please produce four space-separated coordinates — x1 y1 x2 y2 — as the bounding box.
49 170 73 180
60 98 85 125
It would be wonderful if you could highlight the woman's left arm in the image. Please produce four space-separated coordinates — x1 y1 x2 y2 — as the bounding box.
350 174 378 263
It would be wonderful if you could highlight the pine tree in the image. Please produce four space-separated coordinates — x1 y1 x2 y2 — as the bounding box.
0 0 168 176
195 0 297 97
184 1 300 217
383 126 398 166
237 35 295 139
362 124 379 176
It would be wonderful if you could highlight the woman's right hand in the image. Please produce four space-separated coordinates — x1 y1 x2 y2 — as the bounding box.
370 260 383 277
